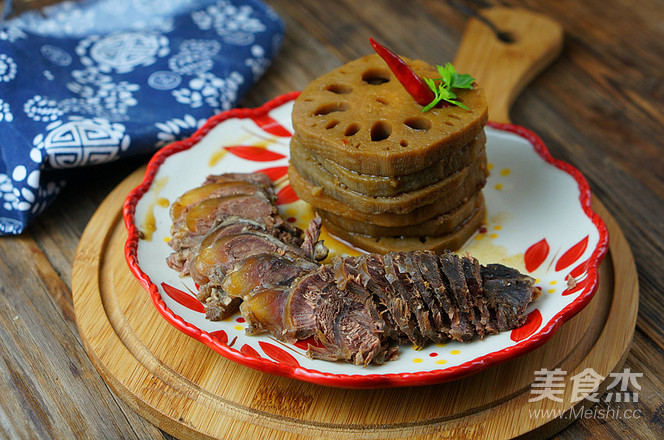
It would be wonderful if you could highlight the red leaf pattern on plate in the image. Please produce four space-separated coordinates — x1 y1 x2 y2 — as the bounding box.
224 146 286 162
160 282 204 313
255 165 289 181
241 344 261 358
524 238 549 272
251 113 292 137
510 309 542 342
568 262 588 279
555 236 589 272
210 330 228 344
276 184 299 205
259 341 300 367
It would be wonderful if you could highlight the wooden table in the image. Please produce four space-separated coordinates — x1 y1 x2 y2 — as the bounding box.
1 0 663 438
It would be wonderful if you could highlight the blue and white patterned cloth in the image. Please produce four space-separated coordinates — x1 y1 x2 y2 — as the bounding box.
0 0 284 235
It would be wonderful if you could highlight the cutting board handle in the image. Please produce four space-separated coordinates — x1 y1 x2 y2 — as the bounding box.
453 7 564 123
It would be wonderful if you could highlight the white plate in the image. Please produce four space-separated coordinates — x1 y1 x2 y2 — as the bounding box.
124 92 608 388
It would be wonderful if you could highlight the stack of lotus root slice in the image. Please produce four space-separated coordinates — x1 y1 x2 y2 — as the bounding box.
288 53 489 253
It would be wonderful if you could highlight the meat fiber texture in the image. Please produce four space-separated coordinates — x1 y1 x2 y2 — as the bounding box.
240 251 538 366
167 172 327 319
167 173 540 366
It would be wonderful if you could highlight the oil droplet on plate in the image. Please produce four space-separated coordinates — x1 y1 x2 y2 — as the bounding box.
140 176 170 241
209 149 227 167
141 210 157 241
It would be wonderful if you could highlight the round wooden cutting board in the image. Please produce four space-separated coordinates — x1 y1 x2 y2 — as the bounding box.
72 8 639 440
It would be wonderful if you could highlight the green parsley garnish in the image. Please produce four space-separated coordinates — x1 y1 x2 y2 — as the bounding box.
421 63 475 112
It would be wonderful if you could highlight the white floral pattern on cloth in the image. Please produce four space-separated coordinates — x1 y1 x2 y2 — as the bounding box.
0 0 284 235
191 0 266 45
0 53 17 81
154 114 207 148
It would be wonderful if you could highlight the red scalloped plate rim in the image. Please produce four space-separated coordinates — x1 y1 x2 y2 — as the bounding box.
123 92 609 389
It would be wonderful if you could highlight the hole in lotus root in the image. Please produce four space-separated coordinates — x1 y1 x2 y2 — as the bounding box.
345 123 360 136
314 102 349 116
370 121 392 142
362 68 391 85
404 116 432 131
325 120 340 129
419 236 427 243
325 83 353 94
376 97 388 105
400 140 409 147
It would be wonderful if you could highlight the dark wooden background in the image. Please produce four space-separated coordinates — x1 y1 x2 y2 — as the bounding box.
1 0 662 438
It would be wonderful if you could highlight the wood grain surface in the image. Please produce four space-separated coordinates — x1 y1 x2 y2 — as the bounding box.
1 0 663 439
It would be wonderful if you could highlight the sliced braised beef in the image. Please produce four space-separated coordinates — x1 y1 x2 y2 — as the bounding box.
437 253 476 342
358 254 400 333
364 254 414 345
332 256 399 342
273 220 306 248
167 217 267 274
481 264 539 331
170 180 275 224
300 215 329 261
387 253 432 347
181 193 276 235
270 264 394 365
411 251 451 342
210 253 317 322
168 193 276 274
308 281 391 365
329 257 399 363
204 296 243 321
235 250 539 365
203 172 274 190
402 252 447 343
167 172 307 276
242 266 324 341
240 287 290 336
166 173 540 366
190 230 309 300
462 256 496 336
222 253 318 301
200 218 268 248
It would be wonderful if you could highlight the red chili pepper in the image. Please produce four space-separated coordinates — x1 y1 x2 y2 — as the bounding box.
369 38 435 107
